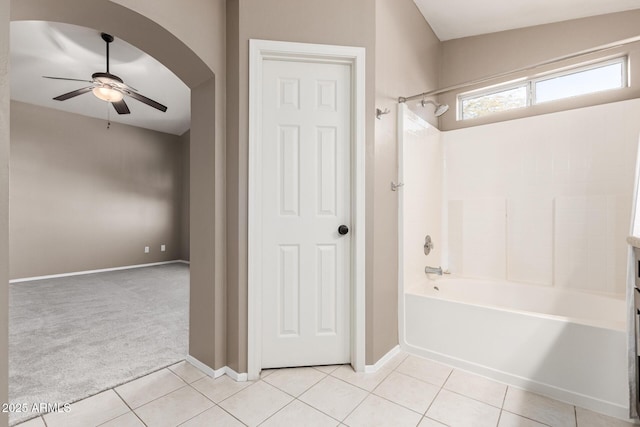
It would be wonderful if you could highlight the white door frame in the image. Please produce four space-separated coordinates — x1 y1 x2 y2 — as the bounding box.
248 39 366 380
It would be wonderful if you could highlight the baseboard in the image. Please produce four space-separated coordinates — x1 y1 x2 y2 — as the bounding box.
177 260 191 265
364 345 401 373
186 355 248 382
10 260 187 283
224 366 248 382
401 343 631 422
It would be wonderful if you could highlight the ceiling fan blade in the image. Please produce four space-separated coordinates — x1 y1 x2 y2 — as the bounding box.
53 86 94 101
112 99 130 115
43 76 93 83
123 90 167 112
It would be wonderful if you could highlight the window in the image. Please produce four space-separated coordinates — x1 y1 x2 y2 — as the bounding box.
460 84 528 120
458 57 627 120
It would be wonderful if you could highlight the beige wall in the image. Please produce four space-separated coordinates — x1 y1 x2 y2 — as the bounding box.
9 101 185 279
439 10 640 130
180 131 190 261
189 78 227 369
373 0 440 362
0 0 9 423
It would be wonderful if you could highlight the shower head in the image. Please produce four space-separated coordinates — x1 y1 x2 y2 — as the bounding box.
420 99 449 117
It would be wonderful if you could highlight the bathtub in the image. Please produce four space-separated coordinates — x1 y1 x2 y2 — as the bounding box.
402 276 628 419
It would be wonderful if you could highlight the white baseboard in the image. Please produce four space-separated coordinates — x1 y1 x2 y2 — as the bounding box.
401 343 631 422
177 260 191 265
186 355 248 382
365 345 401 373
10 260 188 283
224 366 248 382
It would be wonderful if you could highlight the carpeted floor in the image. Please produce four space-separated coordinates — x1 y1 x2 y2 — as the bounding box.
8 263 189 425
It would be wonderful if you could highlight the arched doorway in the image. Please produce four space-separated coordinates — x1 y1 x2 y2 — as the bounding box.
1 2 225 426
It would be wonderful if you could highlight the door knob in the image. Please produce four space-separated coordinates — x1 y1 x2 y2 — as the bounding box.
338 225 349 235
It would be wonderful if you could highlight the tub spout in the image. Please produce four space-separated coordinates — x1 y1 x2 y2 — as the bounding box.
425 266 443 275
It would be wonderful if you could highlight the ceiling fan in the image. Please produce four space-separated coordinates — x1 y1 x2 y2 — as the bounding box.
43 32 167 115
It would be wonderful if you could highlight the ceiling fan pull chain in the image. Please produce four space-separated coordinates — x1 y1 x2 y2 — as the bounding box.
107 102 111 129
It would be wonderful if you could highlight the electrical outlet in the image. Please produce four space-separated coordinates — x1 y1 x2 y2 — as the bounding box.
144 246 150 254
161 244 166 252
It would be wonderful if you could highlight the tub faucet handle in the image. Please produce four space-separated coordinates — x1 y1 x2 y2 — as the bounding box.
425 265 443 275
424 235 434 256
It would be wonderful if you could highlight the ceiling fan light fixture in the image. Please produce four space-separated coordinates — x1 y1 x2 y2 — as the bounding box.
92 86 124 102
92 74 124 103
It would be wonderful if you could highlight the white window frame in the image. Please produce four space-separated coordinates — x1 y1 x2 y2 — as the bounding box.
531 56 627 104
457 56 628 121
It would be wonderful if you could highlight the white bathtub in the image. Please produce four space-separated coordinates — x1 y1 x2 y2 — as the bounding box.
402 276 628 419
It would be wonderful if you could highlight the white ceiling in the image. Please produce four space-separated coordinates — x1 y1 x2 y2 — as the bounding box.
414 0 640 41
10 21 190 136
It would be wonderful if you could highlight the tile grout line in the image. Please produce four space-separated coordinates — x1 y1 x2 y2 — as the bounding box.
500 409 554 427
187 380 248 426
214 376 263 406
258 373 344 425
170 383 219 427
262 367 329 399
123 381 191 412
334 364 401 424
421 368 454 421
111 387 149 427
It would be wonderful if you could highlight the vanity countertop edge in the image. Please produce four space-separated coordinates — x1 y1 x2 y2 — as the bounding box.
627 236 640 249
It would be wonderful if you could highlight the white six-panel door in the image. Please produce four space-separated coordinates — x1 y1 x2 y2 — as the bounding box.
260 58 352 368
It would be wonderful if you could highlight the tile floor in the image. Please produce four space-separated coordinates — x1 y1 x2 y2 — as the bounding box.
14 352 635 427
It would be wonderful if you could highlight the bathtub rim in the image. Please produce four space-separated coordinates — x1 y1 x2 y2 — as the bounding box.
406 275 626 332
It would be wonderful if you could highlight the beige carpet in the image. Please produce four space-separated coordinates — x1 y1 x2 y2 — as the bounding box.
8 263 189 425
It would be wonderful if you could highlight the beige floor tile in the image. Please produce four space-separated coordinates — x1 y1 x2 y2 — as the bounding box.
344 394 422 427
503 388 575 427
382 350 409 371
14 417 46 427
43 390 129 427
373 371 439 414
418 417 448 426
575 407 635 427
427 389 501 427
115 368 186 409
260 369 277 379
444 369 507 408
218 381 293 427
330 365 392 391
134 386 214 427
314 365 343 374
261 400 339 427
180 406 245 427
299 376 368 421
169 361 207 384
191 375 252 403
98 412 145 427
395 355 452 387
498 411 547 427
263 366 326 396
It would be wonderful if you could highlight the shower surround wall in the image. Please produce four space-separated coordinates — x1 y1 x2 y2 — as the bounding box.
443 99 640 295
400 105 443 286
